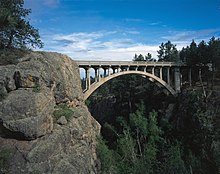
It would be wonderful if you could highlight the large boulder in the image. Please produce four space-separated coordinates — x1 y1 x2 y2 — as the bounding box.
0 52 84 140
0 88 54 140
0 51 83 102
0 51 100 174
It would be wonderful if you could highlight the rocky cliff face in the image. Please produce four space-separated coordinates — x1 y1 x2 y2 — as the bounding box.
0 51 100 174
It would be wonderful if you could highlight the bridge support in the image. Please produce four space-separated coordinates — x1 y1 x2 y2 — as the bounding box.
117 67 120 73
160 67 163 79
174 67 181 92
85 67 91 90
167 67 170 85
152 67 155 75
94 68 98 82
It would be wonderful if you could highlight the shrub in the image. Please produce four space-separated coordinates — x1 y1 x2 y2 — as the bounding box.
32 85 41 93
53 104 74 122
96 136 116 173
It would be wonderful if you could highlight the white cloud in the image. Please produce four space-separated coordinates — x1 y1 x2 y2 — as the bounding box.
161 29 220 49
162 29 220 43
41 31 158 61
41 29 220 61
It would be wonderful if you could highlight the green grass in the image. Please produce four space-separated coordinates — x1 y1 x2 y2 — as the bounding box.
32 85 41 93
53 104 74 122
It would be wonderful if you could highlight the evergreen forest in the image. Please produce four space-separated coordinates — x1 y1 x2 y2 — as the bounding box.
86 38 220 174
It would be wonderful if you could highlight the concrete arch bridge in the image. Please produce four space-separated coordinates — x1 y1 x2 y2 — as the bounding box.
76 61 191 100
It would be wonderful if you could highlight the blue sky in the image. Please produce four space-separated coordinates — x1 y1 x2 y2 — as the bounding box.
25 0 220 60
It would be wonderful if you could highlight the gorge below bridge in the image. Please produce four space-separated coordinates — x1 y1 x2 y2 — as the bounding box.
76 61 195 100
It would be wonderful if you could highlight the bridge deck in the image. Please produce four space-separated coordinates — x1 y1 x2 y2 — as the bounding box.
76 60 184 67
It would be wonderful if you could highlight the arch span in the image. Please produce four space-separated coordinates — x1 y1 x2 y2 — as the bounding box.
83 70 177 100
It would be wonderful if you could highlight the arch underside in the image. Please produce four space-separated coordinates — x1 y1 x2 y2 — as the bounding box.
84 70 177 100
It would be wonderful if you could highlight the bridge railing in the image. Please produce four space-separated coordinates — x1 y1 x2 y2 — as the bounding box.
75 60 184 67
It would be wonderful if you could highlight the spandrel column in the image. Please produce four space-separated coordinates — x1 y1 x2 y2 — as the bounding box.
85 67 91 90
97 67 101 81
174 67 181 93
160 67 163 79
94 68 98 82
152 67 155 75
167 67 170 85
108 67 111 76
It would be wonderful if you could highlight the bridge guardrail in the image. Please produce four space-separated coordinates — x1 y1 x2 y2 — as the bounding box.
75 60 184 67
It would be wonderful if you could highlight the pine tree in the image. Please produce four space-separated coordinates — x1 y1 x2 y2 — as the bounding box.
157 41 179 62
0 0 43 49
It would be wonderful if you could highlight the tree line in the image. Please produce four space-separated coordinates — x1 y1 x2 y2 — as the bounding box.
134 38 220 71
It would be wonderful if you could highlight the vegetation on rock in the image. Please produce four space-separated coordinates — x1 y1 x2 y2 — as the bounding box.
32 84 41 93
53 104 74 122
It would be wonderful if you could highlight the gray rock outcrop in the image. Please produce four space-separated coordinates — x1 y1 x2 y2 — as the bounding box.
57 116 68 125
0 51 100 174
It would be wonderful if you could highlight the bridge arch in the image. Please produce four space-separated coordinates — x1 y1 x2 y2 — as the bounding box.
83 70 177 100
